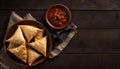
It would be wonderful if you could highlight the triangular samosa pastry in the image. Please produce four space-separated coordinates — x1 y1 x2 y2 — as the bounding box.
29 36 47 57
6 26 26 48
27 48 41 66
19 25 40 42
34 29 44 41
7 44 27 63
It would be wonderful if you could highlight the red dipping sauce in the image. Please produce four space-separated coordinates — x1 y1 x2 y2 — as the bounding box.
46 4 71 29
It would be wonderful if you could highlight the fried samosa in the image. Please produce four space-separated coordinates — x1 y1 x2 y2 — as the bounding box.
28 36 47 57
27 48 41 66
19 25 40 42
6 26 26 48
7 44 27 63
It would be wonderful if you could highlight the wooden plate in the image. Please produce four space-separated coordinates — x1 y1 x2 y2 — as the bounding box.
3 20 52 67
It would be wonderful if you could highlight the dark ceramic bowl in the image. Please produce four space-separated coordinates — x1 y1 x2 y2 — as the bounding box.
3 20 52 67
46 4 71 29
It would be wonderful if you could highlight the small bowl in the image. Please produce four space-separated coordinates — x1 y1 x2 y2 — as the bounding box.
46 4 71 29
3 20 52 67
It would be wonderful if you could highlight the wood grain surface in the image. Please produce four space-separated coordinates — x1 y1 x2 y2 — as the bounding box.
0 0 120 69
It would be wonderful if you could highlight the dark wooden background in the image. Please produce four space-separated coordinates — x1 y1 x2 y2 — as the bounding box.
1 0 120 69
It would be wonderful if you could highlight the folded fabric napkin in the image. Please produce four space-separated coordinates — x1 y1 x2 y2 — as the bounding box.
0 11 77 69
48 22 77 58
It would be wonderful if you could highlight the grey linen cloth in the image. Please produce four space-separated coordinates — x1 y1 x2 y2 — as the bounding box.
48 23 77 58
0 11 77 69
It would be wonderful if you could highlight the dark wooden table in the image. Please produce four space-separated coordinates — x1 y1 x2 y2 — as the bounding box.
1 0 120 69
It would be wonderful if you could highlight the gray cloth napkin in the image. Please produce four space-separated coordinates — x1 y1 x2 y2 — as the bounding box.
0 11 77 69
48 23 77 58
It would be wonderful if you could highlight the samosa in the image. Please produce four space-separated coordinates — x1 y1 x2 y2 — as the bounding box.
7 44 27 63
6 26 26 48
19 25 40 42
27 48 41 66
28 36 47 57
